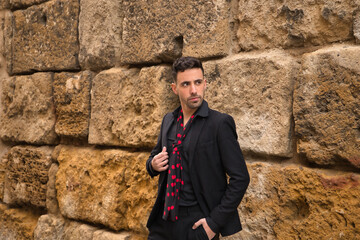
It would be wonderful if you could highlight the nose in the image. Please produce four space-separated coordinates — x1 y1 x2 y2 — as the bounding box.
190 83 197 95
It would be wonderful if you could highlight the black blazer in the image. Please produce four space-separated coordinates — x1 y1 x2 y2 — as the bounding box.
146 101 250 237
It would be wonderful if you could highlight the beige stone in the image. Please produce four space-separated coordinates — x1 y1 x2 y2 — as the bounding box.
0 1 9 10
34 214 66 240
8 0 48 10
121 0 231 64
0 203 40 240
0 140 10 201
3 146 53 208
5 0 79 74
204 50 298 157
63 221 96 240
93 230 131 240
355 9 360 44
0 72 58 144
237 0 360 50
89 66 178 148
79 0 123 71
46 163 59 214
294 44 360 167
54 71 94 139
231 163 360 240
0 11 5 56
56 146 157 233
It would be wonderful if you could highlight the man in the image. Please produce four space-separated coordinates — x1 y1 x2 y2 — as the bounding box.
146 56 250 240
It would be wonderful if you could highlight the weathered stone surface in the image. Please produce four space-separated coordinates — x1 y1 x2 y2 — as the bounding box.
237 0 360 50
0 1 10 10
0 140 10 201
229 163 360 240
0 11 6 56
8 0 48 10
294 45 360 167
56 146 157 233
89 66 178 148
46 163 59 214
121 0 231 64
0 72 58 144
0 203 40 240
3 146 53 208
5 0 79 74
34 214 66 240
355 9 360 44
34 214 133 240
79 0 122 71
54 71 93 139
93 230 131 240
204 50 298 157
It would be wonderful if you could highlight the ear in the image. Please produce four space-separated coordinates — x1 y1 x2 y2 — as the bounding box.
204 78 207 90
171 82 178 95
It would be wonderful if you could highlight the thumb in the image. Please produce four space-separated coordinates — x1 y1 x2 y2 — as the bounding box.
192 219 201 229
162 146 167 152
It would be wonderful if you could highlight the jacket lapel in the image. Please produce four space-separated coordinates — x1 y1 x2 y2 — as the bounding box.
188 117 206 169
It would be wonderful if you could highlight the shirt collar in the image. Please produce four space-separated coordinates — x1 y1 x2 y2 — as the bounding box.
172 100 209 118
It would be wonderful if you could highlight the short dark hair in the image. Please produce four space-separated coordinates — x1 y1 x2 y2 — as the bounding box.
172 56 204 82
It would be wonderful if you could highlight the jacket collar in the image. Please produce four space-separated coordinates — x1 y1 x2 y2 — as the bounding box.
172 100 209 118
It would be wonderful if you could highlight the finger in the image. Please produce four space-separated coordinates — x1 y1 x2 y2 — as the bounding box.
192 219 202 229
158 164 169 171
162 146 167 152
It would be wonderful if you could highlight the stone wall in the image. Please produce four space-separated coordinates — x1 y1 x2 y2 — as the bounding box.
0 0 359 239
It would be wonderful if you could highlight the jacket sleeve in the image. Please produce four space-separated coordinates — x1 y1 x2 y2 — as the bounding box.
146 115 166 178
208 114 250 231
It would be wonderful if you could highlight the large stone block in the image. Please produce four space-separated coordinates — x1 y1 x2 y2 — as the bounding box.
56 146 157 233
3 146 53 208
54 71 93 139
79 0 123 71
0 140 10 201
46 163 59 214
355 9 360 44
237 0 360 50
34 214 133 240
8 0 48 10
294 45 360 167
89 66 178 148
0 72 58 144
5 0 79 74
204 50 298 157
121 0 231 64
0 203 40 240
233 163 360 240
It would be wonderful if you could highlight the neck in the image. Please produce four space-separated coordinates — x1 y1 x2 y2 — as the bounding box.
181 106 197 125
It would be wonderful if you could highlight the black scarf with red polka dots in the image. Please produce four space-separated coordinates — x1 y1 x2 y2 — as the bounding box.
163 109 195 221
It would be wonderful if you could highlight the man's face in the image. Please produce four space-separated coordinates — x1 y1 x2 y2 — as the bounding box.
171 68 207 113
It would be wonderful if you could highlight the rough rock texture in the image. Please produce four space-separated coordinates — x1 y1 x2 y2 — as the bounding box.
121 0 231 64
230 163 360 240
3 146 53 208
7 0 48 10
34 214 66 240
204 50 298 157
54 71 93 139
0 203 40 240
0 72 58 144
0 11 6 55
34 214 133 240
294 45 360 167
5 0 79 74
355 9 360 44
89 66 178 148
79 0 123 71
46 163 59 214
56 146 157 233
237 0 360 50
0 153 6 201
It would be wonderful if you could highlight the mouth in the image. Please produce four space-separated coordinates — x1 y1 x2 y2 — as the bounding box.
188 96 200 102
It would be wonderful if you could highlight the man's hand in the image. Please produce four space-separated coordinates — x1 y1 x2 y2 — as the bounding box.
151 146 169 172
192 218 216 240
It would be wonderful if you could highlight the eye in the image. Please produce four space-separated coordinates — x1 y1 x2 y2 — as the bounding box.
182 82 189 87
195 80 202 85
